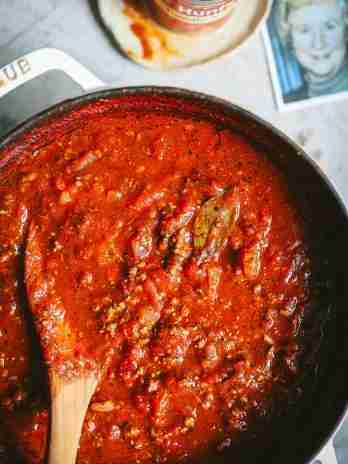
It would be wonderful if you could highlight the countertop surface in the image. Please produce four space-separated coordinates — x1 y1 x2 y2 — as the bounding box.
0 1 347 462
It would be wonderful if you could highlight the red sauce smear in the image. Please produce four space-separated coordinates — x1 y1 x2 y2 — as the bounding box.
131 22 154 59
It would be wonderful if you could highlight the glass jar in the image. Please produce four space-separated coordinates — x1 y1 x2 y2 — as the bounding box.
150 0 239 34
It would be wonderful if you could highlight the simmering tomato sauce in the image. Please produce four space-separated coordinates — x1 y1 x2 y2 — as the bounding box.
0 104 315 463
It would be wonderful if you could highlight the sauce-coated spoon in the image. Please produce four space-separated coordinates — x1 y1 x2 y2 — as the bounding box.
25 221 100 464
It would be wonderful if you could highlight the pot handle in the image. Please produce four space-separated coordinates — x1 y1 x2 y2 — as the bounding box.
314 440 337 464
0 48 104 99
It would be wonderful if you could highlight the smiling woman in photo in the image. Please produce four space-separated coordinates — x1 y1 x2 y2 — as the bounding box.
276 0 348 102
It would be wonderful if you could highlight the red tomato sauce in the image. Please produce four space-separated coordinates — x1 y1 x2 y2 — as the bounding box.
0 108 314 463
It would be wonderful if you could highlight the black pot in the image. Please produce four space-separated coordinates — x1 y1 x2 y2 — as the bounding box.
1 85 347 464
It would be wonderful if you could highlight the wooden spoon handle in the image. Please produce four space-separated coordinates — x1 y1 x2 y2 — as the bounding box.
48 371 99 464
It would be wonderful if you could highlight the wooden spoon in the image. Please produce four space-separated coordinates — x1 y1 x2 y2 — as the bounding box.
25 221 100 464
48 372 98 464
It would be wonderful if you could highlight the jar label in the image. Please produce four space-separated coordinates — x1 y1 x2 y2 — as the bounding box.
153 0 238 25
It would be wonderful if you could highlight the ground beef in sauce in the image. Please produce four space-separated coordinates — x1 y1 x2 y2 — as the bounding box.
0 109 314 463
